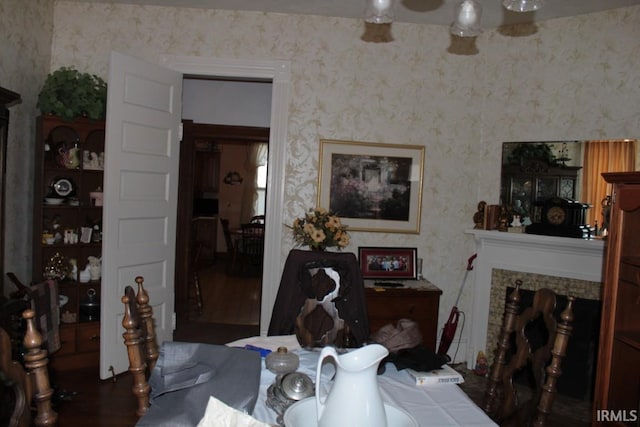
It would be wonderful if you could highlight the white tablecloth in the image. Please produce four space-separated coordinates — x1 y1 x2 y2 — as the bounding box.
227 336 497 427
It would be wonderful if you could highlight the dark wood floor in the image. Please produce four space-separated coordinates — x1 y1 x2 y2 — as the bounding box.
53 258 260 427
54 367 140 427
454 364 592 426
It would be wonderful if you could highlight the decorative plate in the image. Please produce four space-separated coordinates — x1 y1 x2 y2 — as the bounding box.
51 177 75 197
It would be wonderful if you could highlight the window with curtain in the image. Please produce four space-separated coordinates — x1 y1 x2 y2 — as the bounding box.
240 142 268 223
582 139 636 230
255 163 267 216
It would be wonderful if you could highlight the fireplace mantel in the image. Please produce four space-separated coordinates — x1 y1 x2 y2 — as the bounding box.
463 229 605 369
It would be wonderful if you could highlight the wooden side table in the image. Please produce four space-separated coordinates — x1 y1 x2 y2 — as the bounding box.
364 280 442 350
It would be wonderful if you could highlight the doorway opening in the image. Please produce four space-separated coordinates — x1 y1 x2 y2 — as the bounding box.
175 118 270 343
161 54 291 343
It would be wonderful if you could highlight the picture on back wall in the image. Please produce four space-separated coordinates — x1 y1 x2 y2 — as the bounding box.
317 139 424 233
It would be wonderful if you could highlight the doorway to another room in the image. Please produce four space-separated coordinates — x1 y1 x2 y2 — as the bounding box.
174 77 271 343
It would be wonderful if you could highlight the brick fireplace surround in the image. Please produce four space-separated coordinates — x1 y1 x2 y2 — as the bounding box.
464 229 605 370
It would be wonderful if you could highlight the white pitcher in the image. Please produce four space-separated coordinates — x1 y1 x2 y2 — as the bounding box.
315 344 389 427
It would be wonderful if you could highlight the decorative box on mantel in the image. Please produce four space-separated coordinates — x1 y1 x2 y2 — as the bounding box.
464 229 605 370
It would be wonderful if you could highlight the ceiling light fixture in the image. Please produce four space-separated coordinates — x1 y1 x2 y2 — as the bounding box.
364 0 396 24
450 0 482 37
502 0 545 12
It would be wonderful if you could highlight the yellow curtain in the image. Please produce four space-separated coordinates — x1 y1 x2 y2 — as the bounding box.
582 140 636 228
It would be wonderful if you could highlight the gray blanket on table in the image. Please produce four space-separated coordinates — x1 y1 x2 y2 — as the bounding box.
136 341 262 427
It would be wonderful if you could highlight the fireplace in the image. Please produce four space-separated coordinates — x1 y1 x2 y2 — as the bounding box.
464 229 605 375
497 280 601 400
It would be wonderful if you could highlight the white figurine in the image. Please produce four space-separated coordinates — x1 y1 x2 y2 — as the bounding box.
79 264 91 283
89 152 100 169
68 258 78 281
63 229 78 244
88 256 102 281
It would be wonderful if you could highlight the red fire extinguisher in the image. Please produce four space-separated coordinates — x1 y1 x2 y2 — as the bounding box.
436 254 477 358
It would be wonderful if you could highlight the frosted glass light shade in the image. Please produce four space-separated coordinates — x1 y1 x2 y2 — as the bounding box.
364 0 396 24
503 0 545 12
450 0 482 37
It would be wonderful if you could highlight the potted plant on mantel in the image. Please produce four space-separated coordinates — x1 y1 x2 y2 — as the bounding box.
37 67 107 121
506 142 561 167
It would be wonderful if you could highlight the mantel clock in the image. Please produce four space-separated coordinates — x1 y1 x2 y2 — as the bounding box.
525 197 593 238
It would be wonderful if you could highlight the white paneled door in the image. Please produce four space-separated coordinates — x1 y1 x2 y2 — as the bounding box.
99 51 182 379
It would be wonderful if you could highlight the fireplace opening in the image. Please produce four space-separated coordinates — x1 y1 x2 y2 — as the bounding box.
505 286 601 401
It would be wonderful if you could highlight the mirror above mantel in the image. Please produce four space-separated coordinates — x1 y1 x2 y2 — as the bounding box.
500 139 638 231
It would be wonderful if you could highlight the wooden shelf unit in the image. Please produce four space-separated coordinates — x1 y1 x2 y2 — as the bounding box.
32 115 105 370
501 162 581 219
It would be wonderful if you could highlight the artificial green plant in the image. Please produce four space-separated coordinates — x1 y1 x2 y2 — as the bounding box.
37 67 107 120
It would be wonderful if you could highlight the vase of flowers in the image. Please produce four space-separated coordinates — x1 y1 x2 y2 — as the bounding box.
289 208 350 251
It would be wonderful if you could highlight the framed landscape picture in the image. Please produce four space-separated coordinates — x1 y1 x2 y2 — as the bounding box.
317 139 424 233
358 246 418 280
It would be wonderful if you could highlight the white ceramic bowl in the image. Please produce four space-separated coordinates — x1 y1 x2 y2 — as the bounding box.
283 397 418 427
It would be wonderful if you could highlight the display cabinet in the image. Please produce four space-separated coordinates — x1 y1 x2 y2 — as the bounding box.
32 115 104 370
593 172 640 426
501 161 581 219
194 149 220 196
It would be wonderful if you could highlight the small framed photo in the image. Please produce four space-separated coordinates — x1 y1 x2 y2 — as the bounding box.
80 227 93 244
358 246 418 280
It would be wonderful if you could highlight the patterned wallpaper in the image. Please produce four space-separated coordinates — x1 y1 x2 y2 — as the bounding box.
49 2 640 333
0 0 53 292
5 2 639 336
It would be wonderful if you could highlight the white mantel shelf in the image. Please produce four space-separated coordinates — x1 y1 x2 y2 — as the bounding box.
466 229 605 268
463 229 605 369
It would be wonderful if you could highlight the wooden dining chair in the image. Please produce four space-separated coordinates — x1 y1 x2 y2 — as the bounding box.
249 214 265 224
238 223 265 276
0 309 57 427
121 276 159 417
5 273 61 355
268 250 370 348
483 280 575 427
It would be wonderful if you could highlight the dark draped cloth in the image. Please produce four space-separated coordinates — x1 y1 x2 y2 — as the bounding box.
267 249 370 346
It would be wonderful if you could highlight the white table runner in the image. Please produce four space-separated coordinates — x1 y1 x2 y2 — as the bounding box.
229 336 497 427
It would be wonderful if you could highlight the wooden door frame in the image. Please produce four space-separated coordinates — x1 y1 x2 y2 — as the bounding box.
0 87 20 295
175 120 270 322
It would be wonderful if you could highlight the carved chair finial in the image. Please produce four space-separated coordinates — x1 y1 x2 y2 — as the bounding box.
22 309 58 426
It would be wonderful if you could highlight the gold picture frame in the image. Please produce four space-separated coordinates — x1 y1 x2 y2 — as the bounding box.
317 139 424 233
